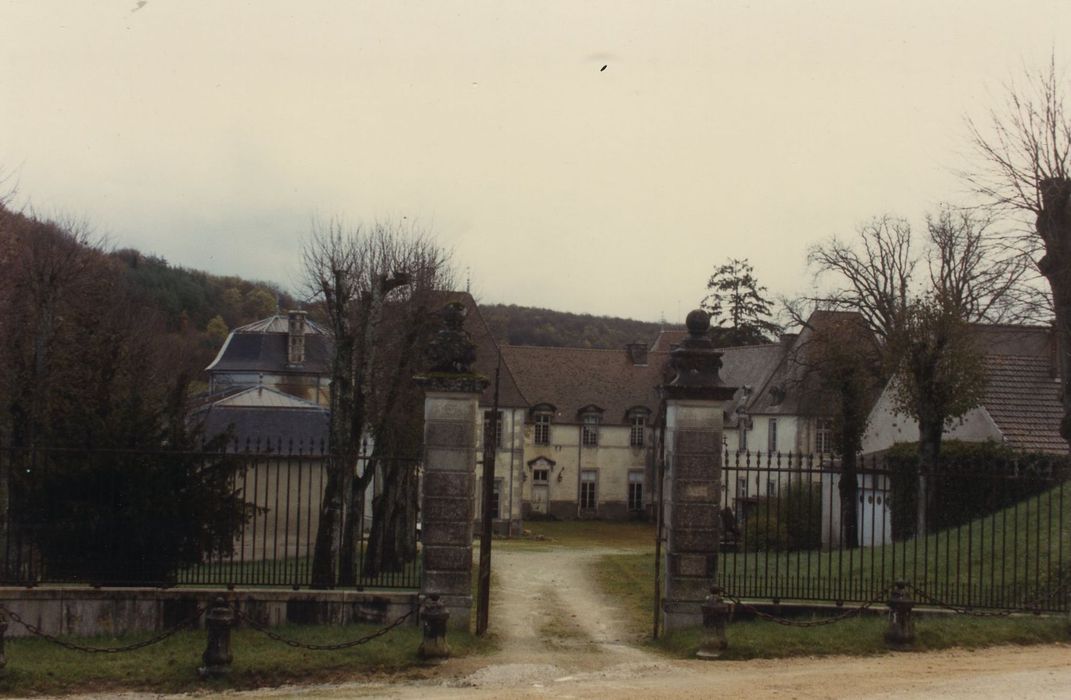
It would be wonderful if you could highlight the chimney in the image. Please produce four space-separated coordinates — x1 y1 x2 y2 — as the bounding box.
288 310 307 365
626 342 648 365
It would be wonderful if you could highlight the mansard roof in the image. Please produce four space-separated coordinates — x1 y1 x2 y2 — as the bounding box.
205 314 332 375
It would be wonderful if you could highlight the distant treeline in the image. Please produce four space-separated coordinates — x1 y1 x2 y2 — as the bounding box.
479 303 679 350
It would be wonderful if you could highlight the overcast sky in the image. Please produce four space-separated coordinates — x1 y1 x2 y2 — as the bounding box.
1 2 1066 323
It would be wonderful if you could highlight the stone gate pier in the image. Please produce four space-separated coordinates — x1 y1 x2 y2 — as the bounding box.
660 310 737 631
416 302 489 630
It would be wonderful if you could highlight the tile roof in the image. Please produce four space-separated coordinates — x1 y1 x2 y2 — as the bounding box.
499 339 790 425
981 353 1065 454
969 324 1053 357
500 345 668 424
945 324 1062 453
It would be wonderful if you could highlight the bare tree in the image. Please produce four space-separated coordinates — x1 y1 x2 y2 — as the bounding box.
807 208 1027 531
807 216 916 351
303 219 452 587
965 58 1071 445
925 206 1034 324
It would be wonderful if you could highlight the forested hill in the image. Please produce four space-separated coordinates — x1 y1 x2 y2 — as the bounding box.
479 303 679 349
111 248 296 333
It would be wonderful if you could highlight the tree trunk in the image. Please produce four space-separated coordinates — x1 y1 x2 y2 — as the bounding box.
363 461 418 578
838 451 859 549
1036 177 1071 452
916 416 944 534
337 466 369 586
311 458 344 588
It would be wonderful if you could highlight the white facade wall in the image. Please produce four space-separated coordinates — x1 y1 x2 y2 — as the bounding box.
517 422 652 520
474 407 526 534
861 382 1002 454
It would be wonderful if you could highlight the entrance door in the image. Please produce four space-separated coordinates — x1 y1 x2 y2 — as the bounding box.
531 467 549 514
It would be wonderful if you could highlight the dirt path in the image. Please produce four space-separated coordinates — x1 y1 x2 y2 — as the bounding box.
453 546 668 687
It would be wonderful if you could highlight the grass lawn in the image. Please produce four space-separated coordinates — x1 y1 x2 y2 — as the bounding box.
501 520 657 549
178 553 421 590
0 622 493 696
720 481 1071 608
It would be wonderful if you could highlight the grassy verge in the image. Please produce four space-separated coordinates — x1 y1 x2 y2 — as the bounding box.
657 614 1070 660
593 550 1070 659
0 623 493 696
591 551 657 637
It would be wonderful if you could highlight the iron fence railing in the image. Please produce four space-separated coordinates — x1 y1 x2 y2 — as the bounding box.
0 443 421 590
717 450 1070 612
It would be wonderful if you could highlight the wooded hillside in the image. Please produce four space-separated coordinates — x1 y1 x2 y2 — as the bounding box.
479 303 678 349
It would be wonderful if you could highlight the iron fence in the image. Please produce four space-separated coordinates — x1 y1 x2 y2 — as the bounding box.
0 442 421 590
717 450 1071 612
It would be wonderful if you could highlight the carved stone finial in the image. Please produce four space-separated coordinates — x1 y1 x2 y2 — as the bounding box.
661 308 736 400
426 302 477 374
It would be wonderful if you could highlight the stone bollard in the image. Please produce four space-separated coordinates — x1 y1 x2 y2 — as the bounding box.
418 595 451 660
696 586 730 659
885 580 915 648
199 597 234 678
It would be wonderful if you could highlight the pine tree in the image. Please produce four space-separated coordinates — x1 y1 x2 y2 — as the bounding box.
701 258 781 345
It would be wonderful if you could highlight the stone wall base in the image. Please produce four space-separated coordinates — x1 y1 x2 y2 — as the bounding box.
0 587 418 638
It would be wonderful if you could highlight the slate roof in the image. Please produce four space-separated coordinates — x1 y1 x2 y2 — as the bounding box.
718 344 787 400
210 385 325 409
233 315 328 334
205 324 332 374
195 390 330 454
500 346 667 424
650 330 688 353
747 311 876 416
980 353 1065 454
